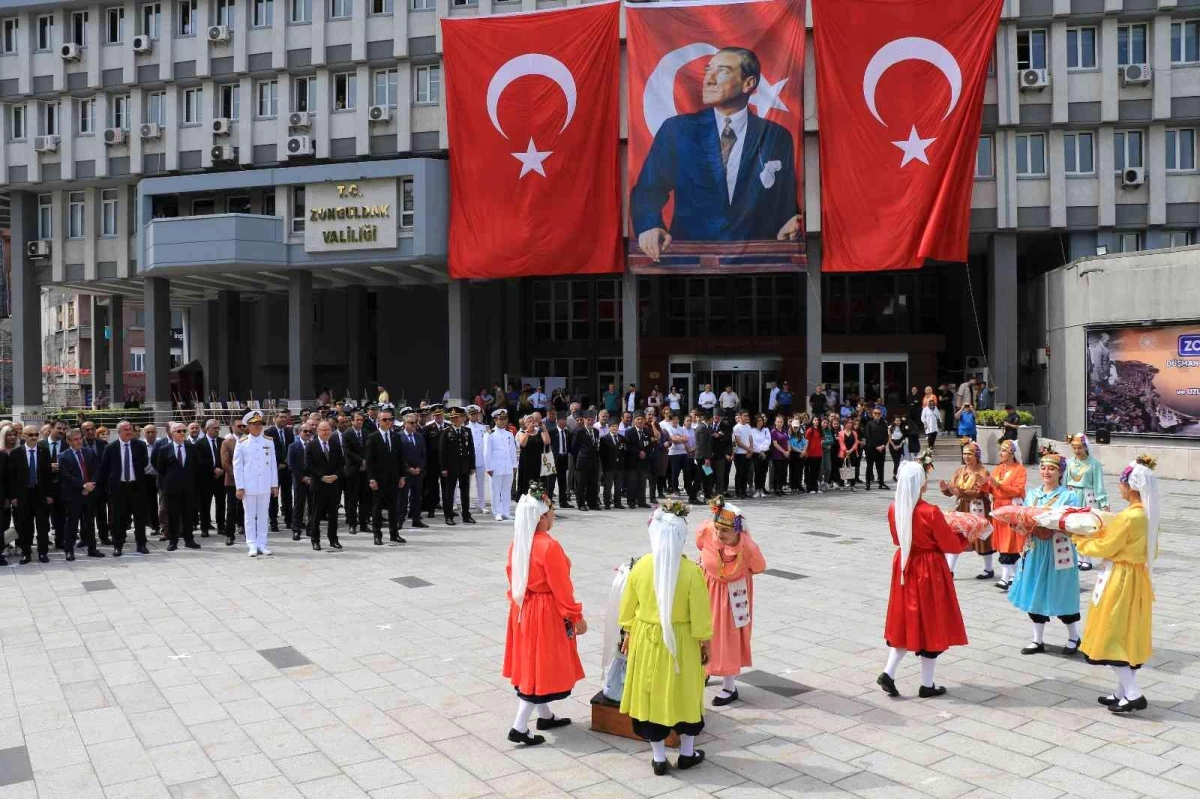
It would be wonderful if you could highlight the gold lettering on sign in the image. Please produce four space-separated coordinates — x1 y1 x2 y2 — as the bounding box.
322 224 379 244
309 205 391 222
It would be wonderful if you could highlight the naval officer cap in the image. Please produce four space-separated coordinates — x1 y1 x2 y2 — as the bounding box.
397 406 413 417
465 404 481 414
447 406 465 419
492 409 508 419
428 403 445 413
378 401 396 413
242 410 264 426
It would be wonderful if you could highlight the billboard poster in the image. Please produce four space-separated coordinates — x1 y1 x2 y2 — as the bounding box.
1086 323 1200 437
625 0 806 275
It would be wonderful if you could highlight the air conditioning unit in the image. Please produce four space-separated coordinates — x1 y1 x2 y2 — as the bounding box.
33 134 60 153
368 105 392 123
965 355 987 371
1121 63 1151 86
103 127 126 145
140 122 162 139
27 240 51 259
212 117 232 136
1018 68 1049 91
60 42 81 61
1122 166 1145 187
132 34 152 53
207 24 231 43
288 111 311 129
284 135 312 158
211 144 237 162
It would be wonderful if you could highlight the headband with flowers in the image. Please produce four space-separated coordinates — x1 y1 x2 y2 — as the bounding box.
1120 453 1157 485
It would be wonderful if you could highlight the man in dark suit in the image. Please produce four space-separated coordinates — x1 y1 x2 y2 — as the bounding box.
570 412 601 511
287 425 313 541
598 419 625 509
623 414 651 509
422 405 446 518
365 407 404 545
265 409 295 532
305 420 344 551
141 424 166 538
709 409 734 495
9 425 52 563
437 408 476 526
692 410 714 501
45 419 67 547
80 421 110 545
546 416 573 508
631 47 801 262
351 412 372 532
59 429 105 561
97 420 150 556
193 419 225 538
335 414 364 533
397 412 429 530
153 423 202 551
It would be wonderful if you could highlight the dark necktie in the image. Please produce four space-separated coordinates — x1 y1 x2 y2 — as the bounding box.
28 450 36 487
77 451 87 481
210 438 217 461
177 444 184 465
322 441 328 456
123 443 133 481
720 118 736 167
384 434 390 451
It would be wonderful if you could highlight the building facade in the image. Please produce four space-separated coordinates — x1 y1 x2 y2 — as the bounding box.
0 0 1198 415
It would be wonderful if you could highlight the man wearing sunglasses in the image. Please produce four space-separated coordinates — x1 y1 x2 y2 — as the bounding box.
9 426 54 564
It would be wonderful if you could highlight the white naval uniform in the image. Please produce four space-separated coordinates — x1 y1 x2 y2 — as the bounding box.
234 432 279 554
484 426 517 519
468 421 489 511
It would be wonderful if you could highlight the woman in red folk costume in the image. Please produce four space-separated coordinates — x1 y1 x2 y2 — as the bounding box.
878 461 970 698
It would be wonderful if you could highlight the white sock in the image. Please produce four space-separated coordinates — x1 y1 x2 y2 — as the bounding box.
679 734 695 757
919 656 936 688
945 553 960 571
512 699 536 734
982 553 994 572
651 740 667 763
721 676 737 694
1116 666 1142 701
535 703 554 720
1109 666 1125 700
1066 621 1081 641
1001 563 1014 583
884 647 907 678
1032 623 1045 645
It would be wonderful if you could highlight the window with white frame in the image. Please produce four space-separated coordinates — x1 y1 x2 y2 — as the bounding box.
291 186 305 233
257 80 278 117
330 0 351 18
183 87 202 124
9 104 26 141
373 68 397 107
401 177 414 228
219 83 240 119
108 93 130 129
70 10 88 45
77 98 96 134
1172 20 1199 65
333 72 356 110
215 0 234 27
147 90 166 125
177 0 196 35
414 65 440 104
1 18 17 54
1114 130 1143 172
252 0 273 26
101 189 118 237
411 0 433 10
1016 133 1046 176
290 0 310 23
1167 230 1193 248
141 3 161 38
1063 131 1094 174
1118 232 1141 253
1016 29 1047 70
1166 128 1196 172
37 194 52 239
106 7 124 43
36 14 53 51
68 192 85 239
1117 23 1147 66
40 101 60 136
292 76 315 112
1066 27 1095 70
130 348 145 373
451 0 478 6
975 135 994 178
370 0 393 13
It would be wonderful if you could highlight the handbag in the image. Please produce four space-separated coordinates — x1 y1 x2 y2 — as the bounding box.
540 452 556 476
602 653 627 702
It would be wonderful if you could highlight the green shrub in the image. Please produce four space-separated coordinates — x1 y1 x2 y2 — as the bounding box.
976 409 1036 426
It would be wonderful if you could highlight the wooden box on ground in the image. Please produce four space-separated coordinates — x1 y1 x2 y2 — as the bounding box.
590 691 678 747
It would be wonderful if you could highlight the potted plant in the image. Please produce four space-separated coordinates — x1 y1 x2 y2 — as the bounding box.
974 409 1038 464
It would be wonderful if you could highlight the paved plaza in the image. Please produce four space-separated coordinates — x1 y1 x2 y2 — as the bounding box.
2 458 1200 799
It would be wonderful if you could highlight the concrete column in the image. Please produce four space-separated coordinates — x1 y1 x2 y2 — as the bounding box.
215 290 241 400
621 270 640 391
144 277 172 415
288 272 314 404
447 280 470 404
805 239 823 396
10 191 43 418
504 280 522 378
90 297 108 408
375 287 402 397
345 285 368 398
109 294 125 406
989 233 1019 407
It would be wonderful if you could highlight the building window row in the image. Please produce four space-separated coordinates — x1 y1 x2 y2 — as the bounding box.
973 129 1195 179
36 190 124 240
1014 23 1199 69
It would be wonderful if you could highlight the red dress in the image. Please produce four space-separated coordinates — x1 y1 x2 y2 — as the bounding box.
884 501 970 654
503 531 585 702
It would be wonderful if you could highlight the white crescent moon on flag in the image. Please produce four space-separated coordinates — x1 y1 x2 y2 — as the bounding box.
486 53 577 139
862 37 962 126
643 42 718 137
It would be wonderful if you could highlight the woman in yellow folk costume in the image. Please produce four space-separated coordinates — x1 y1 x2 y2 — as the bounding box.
1074 455 1159 714
939 438 993 578
619 500 714 777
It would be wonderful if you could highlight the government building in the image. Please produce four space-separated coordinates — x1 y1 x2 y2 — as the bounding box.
1 0 1198 421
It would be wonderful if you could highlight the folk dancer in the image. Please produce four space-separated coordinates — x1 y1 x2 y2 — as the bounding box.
939 438 992 578
1066 433 1108 571
988 439 1028 590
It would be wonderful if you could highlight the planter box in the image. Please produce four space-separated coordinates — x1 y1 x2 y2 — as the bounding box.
977 426 1041 465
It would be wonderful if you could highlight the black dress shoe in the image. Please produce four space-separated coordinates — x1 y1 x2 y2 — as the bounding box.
329 541 343 550
100 537 111 545
462 515 476 524
113 547 122 557
292 532 302 541
579 506 589 512
975 570 995 580
394 535 406 544
1021 642 1045 655
226 536 235 546
201 531 210 538
136 545 150 555
167 543 178 552
1097 694 1121 707
507 728 545 746
712 689 739 707
677 750 705 770
87 549 106 558
614 504 625 510
651 759 668 776
270 522 279 532
0 556 6 566
390 534 402 543
1062 638 1081 656
359 526 370 533
876 672 899 697
349 527 357 535
535 716 571 731
19 555 31 565
38 554 50 563
560 502 573 509
1109 695 1148 714
445 518 457 526
1078 561 1094 572
413 520 429 529
374 535 383 545
918 684 947 698
65 551 76 561
312 541 322 551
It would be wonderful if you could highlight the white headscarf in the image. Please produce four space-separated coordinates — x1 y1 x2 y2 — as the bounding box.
1125 461 1160 585
894 461 926 585
648 506 688 671
509 492 549 608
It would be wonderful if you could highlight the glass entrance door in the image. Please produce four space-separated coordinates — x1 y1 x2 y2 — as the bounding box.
670 357 781 418
823 355 908 410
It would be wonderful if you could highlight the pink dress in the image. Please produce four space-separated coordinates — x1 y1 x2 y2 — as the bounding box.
695 521 767 677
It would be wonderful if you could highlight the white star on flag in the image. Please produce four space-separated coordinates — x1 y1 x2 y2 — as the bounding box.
891 126 936 167
749 76 790 117
512 138 552 179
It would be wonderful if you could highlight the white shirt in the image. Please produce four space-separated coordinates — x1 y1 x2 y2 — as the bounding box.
768 386 780 411
233 432 279 494
667 392 682 411
530 391 547 409
921 406 941 435
698 391 717 410
713 106 749 203
661 421 687 456
719 391 740 409
484 427 517 473
751 427 772 454
626 394 636 412
732 422 753 455
468 421 488 466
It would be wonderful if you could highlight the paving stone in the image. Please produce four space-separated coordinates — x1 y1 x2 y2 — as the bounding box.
258 648 313 670
0 746 33 787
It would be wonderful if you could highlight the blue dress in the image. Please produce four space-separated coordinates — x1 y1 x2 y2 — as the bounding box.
1007 485 1083 617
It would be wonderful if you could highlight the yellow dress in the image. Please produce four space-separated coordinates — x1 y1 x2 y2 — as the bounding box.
619 555 714 729
1074 503 1156 667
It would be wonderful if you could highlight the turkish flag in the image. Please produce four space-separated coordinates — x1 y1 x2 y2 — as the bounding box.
812 0 1002 272
441 3 621 279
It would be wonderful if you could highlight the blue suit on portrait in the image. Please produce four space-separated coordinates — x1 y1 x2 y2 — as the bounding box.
631 109 799 241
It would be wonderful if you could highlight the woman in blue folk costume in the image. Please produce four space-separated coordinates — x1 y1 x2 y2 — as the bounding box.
1065 433 1108 572
1008 447 1084 656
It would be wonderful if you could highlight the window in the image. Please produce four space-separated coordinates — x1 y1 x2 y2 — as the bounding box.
370 0 393 14
77 98 96 134
330 0 351 18
215 0 234 27
183 87 202 124
1066 27 1095 70
40 101 60 136
1166 128 1196 172
264 192 276 216
1 18 17 54
37 194 52 239
108 93 130 130
290 0 310 23
70 10 88 45
147 90 166 125
975 135 994 178
411 0 433 10
36 14 53 51
130 348 145 373
141 3 161 38
333 72 356 110
373 68 397 107
1168 231 1193 248
191 197 215 215
253 0 273 27
227 195 251 213
1114 130 1143 172
101 189 118 237
219 83 240 119
291 186 305 233
1016 29 1047 70
292 76 315 112
1063 131 1094 175
68 192 85 240
1117 23 1147 66
451 0 478 6
1118 232 1141 253
9 104 26 141
106 7 124 43
256 80 278 118
1172 21 1199 65
414 65 440 105
532 280 591 340
177 0 196 35
1016 133 1046 176
401 178 414 228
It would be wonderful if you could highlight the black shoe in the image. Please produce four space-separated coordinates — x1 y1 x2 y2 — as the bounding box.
918 684 947 698
413 520 429 529
292 532 302 541
579 506 589 512
100 537 111 545
462 515 476 524
507 729 545 746
19 555 31 565
560 502 574 509
226 536 235 546
1078 561 1093 572
975 570 994 580
445 518 457 526
136 545 149 555
614 504 625 510
329 541 343 550
167 543 178 552
390 534 402 543
1062 638 1081 657
348 526 357 535
677 750 705 770
535 716 571 731
877 672 899 697
879 483 890 490
65 551 76 561
1021 642 1045 655
270 523 279 532
651 760 668 777
186 541 201 550
113 547 122 557
0 556 6 566
712 689 739 707
38 554 50 563
1097 694 1121 707
1109 695 1148 714
87 549 106 558
359 526 370 533
394 535 406 544
865 485 871 491
374 535 383 546
201 531 210 538
312 541 322 551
